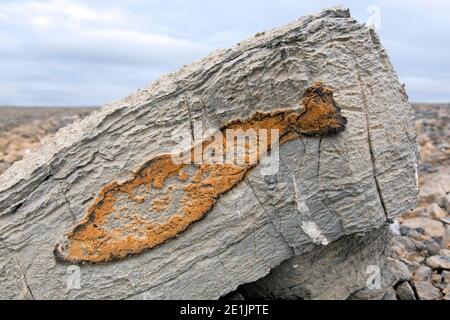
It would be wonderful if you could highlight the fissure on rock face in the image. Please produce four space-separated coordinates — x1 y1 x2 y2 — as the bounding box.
356 69 389 219
54 82 347 264
0 239 35 299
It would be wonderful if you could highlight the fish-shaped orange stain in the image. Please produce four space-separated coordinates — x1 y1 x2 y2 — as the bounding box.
54 82 347 263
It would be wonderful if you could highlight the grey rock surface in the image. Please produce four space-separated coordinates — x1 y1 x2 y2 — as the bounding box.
396 281 416 300
0 7 417 299
426 255 450 270
382 287 398 300
413 281 442 300
412 265 432 281
242 227 411 300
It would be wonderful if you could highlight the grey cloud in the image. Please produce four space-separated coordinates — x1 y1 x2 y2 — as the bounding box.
0 0 449 105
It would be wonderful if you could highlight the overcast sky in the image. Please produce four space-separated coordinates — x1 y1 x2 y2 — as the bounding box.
1 0 449 106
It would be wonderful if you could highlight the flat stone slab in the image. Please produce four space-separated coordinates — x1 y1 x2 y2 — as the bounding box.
0 7 418 299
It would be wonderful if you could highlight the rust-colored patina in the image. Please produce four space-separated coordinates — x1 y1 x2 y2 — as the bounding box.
54 82 347 263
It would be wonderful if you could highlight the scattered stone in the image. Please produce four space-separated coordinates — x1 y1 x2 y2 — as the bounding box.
427 203 447 219
405 253 425 265
415 238 442 256
400 258 422 272
444 194 450 213
426 255 450 270
413 281 442 300
390 243 406 258
441 286 450 300
431 273 443 288
441 270 450 283
393 236 417 252
419 171 450 206
401 217 445 238
412 265 432 282
400 208 427 220
395 281 416 300
443 226 450 248
382 288 398 300
400 226 427 240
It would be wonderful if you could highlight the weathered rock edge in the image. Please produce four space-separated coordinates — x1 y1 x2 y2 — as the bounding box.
241 226 411 300
0 7 418 299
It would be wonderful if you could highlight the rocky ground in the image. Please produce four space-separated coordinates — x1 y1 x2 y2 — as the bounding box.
389 104 450 300
0 104 448 300
0 107 95 174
